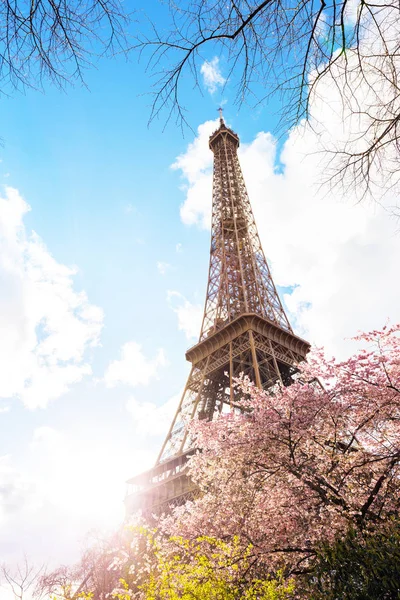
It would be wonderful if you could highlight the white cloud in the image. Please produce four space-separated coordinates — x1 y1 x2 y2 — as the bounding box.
0 425 139 565
126 392 180 437
0 187 103 409
176 243 182 253
167 291 203 340
171 119 218 229
31 425 63 449
172 113 400 357
200 57 226 94
157 261 172 275
27 425 127 523
0 456 35 524
104 341 167 388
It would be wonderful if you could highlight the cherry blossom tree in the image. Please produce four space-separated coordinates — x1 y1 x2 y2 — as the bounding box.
164 324 400 576
43 324 400 597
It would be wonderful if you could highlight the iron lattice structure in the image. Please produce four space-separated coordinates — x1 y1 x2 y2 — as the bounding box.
125 117 310 516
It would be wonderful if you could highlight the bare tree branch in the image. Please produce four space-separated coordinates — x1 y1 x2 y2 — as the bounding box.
0 0 130 96
134 0 400 205
1 557 46 600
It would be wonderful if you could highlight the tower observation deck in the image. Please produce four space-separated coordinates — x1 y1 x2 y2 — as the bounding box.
125 116 310 515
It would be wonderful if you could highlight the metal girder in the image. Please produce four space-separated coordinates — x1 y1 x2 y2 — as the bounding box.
125 118 311 518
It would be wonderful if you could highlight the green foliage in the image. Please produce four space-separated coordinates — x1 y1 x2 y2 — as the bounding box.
306 520 400 599
118 529 295 600
112 526 294 600
242 576 296 600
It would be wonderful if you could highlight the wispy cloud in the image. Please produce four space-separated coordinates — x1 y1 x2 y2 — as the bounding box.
126 391 180 437
104 341 167 388
200 57 226 94
171 119 218 229
167 291 203 340
0 455 34 521
157 261 172 276
124 203 137 214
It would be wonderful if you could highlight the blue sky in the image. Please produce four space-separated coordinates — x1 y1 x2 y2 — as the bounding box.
0 8 400 575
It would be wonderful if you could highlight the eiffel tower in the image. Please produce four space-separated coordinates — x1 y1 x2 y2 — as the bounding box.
125 113 310 516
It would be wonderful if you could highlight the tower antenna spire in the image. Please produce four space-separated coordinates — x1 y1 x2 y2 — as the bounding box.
218 106 224 125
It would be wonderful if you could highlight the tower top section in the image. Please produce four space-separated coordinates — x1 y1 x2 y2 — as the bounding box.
209 116 240 151
199 114 292 340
